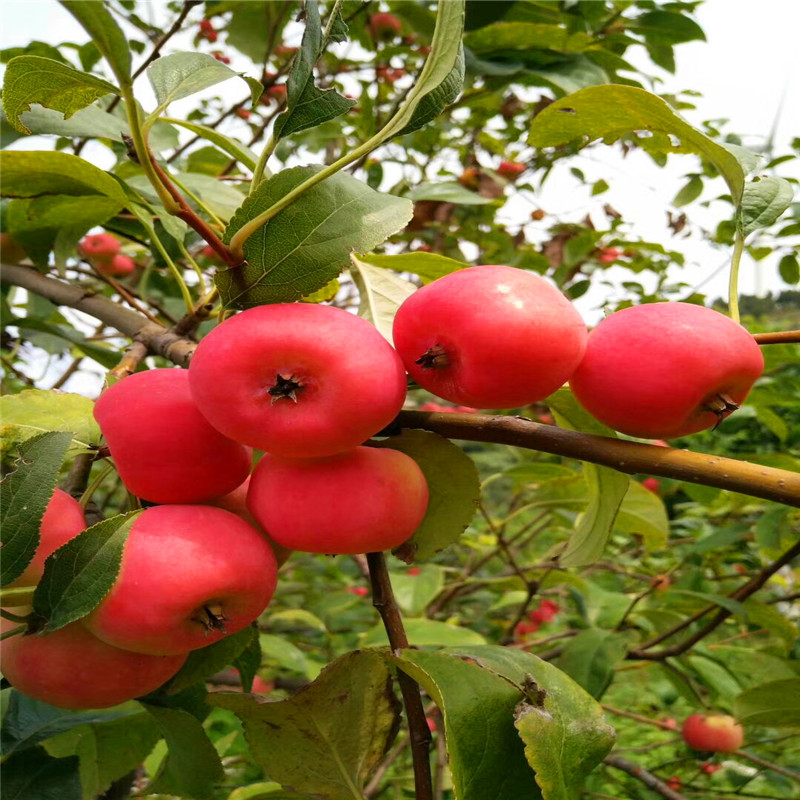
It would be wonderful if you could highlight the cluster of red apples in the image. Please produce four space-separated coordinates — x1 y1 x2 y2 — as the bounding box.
2 264 764 711
78 233 135 277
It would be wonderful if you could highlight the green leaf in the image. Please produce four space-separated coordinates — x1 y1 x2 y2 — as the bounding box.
226 1 283 63
233 628 262 692
60 1 132 87
218 166 413 308
669 590 748 619
525 57 609 97
168 625 259 694
408 181 495 205
374 430 480 563
742 598 798 645
258 633 311 677
614 480 668 552
0 390 101 454
17 102 127 142
504 463 577 483
147 52 240 110
547 389 629 567
175 173 248 222
739 176 794 237
362 618 487 648
528 85 745 206
779 253 800 284
0 150 128 204
397 45 465 137
1 56 119 133
391 648 542 800
350 254 416 344
1 747 81 800
42 712 161 800
162 117 258 171
685 654 742 700
630 10 706 45
734 679 800 727
142 703 225 799
464 23 591 55
33 511 141 632
555 628 630 699
210 650 401 800
14 317 120 369
358 251 466 283
0 431 72 586
672 175 703 207
273 0 356 139
0 691 140 757
389 565 445 617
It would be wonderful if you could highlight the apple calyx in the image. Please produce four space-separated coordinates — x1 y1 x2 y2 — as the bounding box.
268 373 303 404
193 603 228 634
703 392 740 429
416 344 450 369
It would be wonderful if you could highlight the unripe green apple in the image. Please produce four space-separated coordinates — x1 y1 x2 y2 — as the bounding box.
94 368 252 504
570 303 764 438
83 505 278 655
1 619 187 709
247 446 429 554
5 488 86 595
188 303 407 458
682 714 744 753
392 265 588 408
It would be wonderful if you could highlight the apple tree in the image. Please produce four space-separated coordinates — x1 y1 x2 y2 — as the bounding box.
1 2 799 799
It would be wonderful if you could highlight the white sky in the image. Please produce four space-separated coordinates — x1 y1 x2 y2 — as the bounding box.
1 0 798 391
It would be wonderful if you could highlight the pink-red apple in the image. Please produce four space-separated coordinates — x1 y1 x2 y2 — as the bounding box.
368 12 402 41
247 446 429 554
5 488 86 593
188 304 407 458
498 161 525 180
569 303 764 438
392 265 588 408
682 714 744 753
83 505 278 655
1 619 187 709
208 477 293 566
94 368 251 504
79 233 120 261
96 253 135 277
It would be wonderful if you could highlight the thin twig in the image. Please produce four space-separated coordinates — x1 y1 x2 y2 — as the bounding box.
604 753 686 799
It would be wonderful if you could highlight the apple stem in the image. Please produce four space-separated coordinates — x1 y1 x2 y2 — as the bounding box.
0 625 27 642
366 552 434 800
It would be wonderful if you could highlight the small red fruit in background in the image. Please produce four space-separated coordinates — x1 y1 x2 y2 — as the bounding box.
79 233 120 261
701 762 721 775
531 209 546 221
265 84 287 102
377 66 405 83
347 586 369 597
1 619 187 710
498 161 525 180
596 247 622 263
569 302 764 438
199 19 214 33
368 12 402 41
235 107 252 119
247 446 429 555
84 504 278 656
393 265 588 409
537 413 555 424
660 717 679 730
529 599 559 624
212 51 231 64
189 303 407 458
407 567 421 576
426 716 437 732
1 232 27 262
666 777 681 791
650 574 671 591
251 675 274 694
5 488 86 594
97 253 135 277
274 44 297 57
642 477 661 493
94 368 251 504
682 714 744 753
457 168 481 191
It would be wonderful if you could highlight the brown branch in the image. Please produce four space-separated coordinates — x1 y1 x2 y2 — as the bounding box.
753 329 800 344
367 552 433 800
628 537 800 660
388 411 800 508
734 749 800 783
604 754 686 800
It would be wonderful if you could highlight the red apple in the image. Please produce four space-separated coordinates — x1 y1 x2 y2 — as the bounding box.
498 161 525 180
79 233 120 260
570 303 764 438
368 12 402 41
5 488 86 593
1 619 187 709
682 714 744 753
392 265 588 408
247 446 429 554
235 107 252 120
94 368 251 504
188 304 407 458
84 505 278 655
208 477 293 566
96 253 135 277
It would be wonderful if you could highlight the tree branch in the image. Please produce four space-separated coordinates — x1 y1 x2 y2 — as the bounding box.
604 754 686 800
388 411 800 508
753 329 800 344
367 552 433 800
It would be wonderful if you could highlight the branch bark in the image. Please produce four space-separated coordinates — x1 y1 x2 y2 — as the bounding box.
388 411 800 508
604 754 686 799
